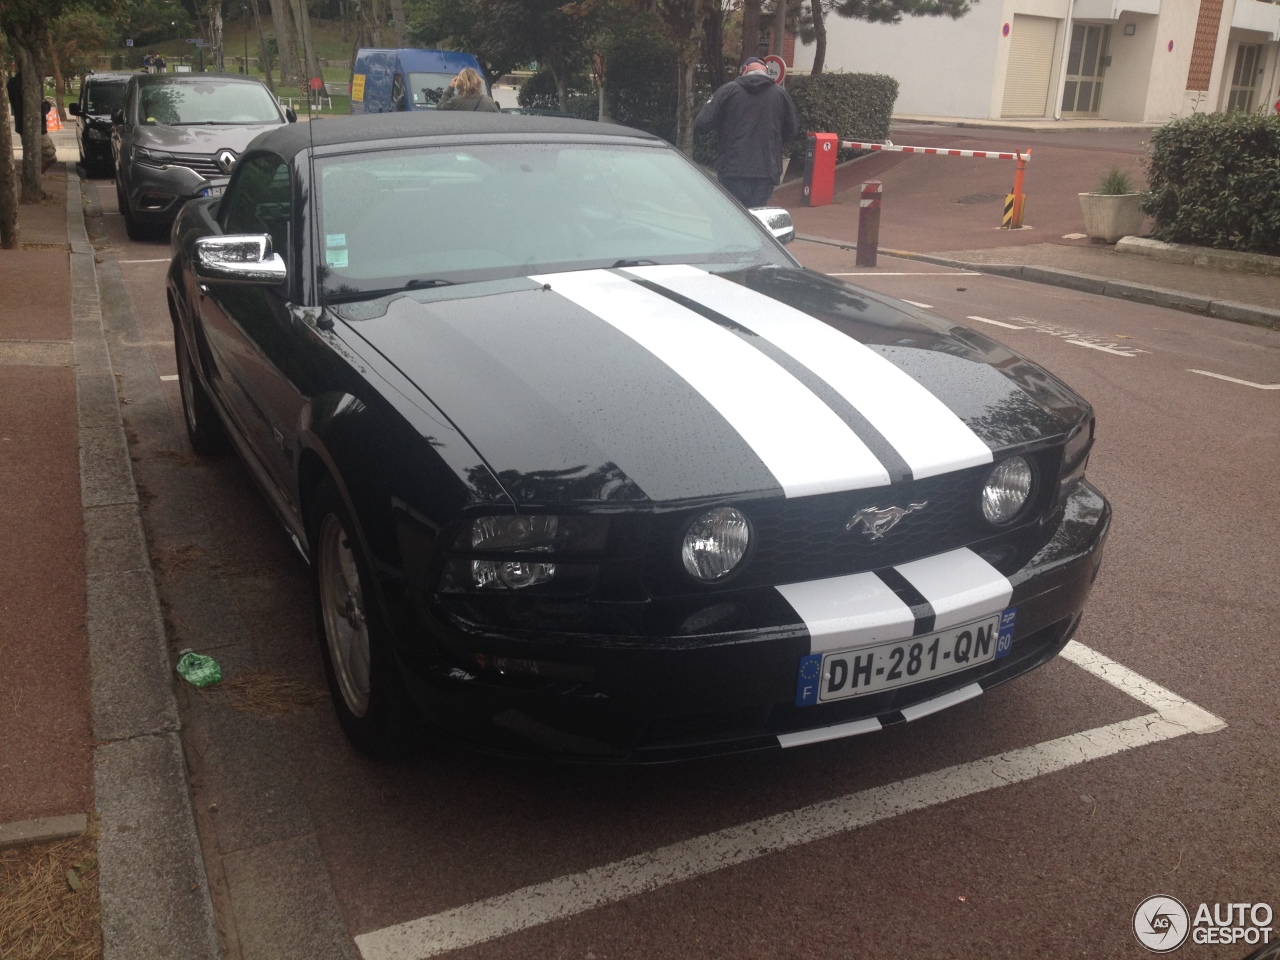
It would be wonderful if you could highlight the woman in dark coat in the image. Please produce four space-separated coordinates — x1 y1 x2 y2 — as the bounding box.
437 67 499 113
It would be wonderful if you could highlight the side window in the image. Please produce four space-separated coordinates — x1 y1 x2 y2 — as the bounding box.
221 154 292 255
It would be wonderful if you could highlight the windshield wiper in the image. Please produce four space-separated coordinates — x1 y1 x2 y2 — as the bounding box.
324 278 453 305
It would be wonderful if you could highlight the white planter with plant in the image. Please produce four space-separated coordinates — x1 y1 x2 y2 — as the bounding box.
1079 167 1146 243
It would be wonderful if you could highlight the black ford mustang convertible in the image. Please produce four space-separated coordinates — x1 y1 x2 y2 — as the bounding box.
167 114 1110 760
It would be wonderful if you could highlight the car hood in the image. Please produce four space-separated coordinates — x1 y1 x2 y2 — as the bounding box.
132 122 284 154
341 265 1090 505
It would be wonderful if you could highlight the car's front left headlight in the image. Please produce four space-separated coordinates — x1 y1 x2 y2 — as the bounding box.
135 146 174 166
436 514 610 594
981 457 1033 525
681 507 751 582
87 127 109 141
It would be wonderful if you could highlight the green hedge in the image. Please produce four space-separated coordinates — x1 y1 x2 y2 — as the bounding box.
518 67 900 171
1142 112 1280 256
786 72 899 161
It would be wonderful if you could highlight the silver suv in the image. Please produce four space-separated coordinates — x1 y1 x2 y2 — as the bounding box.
111 73 295 240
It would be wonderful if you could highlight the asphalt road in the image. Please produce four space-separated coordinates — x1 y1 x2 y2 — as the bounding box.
84 180 1279 960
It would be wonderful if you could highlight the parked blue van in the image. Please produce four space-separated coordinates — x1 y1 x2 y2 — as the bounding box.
349 48 489 114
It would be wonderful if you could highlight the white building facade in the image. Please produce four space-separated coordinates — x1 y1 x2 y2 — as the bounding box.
791 0 1280 122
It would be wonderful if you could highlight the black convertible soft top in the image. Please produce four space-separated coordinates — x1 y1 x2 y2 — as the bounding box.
251 111 660 160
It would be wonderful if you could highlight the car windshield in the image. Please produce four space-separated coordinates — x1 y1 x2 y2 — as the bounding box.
407 72 479 107
86 81 127 115
316 141 788 303
139 81 281 125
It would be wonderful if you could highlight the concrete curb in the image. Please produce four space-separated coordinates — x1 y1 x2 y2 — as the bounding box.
68 165 221 960
0 814 89 849
795 236 1280 331
1116 236 1280 277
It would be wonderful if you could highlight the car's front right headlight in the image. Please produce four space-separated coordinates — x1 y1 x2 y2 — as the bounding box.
982 456 1034 525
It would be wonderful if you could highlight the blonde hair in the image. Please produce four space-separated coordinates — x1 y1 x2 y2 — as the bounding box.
455 68 483 98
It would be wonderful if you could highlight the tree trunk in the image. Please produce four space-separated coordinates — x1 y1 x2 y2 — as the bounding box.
339 0 349 44
675 42 697 156
289 0 327 96
47 28 68 122
250 0 274 92
15 43 46 203
209 2 226 73
703 2 727 90
811 0 826 76
550 65 568 113
740 0 761 64
0 78 18 248
268 0 298 84
771 0 787 58
388 0 407 37
369 0 384 47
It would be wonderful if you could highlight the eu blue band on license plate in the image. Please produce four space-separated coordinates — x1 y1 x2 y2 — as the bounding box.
995 607 1016 659
795 606 1017 707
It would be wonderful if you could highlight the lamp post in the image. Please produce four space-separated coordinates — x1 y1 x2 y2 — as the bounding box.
241 6 248 74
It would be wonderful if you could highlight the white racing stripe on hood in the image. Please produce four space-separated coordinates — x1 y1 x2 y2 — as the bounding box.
895 548 1013 631
532 270 890 498
625 265 993 479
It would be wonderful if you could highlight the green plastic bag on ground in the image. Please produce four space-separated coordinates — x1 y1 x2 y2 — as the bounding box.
176 649 222 687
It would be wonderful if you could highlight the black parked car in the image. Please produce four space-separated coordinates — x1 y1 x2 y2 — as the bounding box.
67 72 131 176
113 73 295 240
167 113 1110 761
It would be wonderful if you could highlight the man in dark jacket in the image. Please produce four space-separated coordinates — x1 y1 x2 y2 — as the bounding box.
694 57 798 208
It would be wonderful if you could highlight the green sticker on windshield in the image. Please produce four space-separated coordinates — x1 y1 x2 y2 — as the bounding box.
326 233 346 247
326 248 349 268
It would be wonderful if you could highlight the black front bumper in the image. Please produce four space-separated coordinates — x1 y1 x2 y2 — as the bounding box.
396 481 1111 762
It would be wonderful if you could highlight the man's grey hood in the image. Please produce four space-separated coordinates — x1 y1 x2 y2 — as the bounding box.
737 71 778 94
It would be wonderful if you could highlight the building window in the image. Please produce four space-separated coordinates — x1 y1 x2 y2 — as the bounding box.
1227 44 1262 112
1062 24 1111 116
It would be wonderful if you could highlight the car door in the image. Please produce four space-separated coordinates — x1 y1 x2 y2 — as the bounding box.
197 151 309 504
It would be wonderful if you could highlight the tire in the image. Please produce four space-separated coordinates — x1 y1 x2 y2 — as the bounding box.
174 320 227 455
309 479 421 758
117 176 149 241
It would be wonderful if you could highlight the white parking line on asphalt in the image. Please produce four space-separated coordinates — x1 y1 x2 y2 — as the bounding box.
118 258 171 264
1189 369 1280 390
900 299 933 309
353 642 1224 960
1065 339 1139 358
829 272 979 277
967 315 1026 330
159 375 179 381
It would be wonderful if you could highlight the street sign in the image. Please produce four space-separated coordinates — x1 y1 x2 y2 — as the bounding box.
125 39 134 47
185 38 210 46
764 54 786 84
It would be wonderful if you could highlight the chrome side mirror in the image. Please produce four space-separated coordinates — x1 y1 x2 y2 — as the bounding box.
194 235 287 284
750 207 795 245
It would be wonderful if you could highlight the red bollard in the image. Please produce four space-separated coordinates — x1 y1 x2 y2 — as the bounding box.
856 180 882 267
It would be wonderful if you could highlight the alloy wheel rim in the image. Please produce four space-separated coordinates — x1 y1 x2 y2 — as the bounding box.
318 513 371 718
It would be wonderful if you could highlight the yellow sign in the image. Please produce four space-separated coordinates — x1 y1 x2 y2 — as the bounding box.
351 74 366 103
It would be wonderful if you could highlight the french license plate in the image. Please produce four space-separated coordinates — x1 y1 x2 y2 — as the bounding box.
795 608 1016 707
201 184 225 197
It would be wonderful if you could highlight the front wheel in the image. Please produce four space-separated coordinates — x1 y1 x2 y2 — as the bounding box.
309 480 421 758
174 319 227 455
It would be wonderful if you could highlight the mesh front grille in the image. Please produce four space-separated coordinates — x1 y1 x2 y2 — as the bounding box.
643 457 1053 595
170 153 223 177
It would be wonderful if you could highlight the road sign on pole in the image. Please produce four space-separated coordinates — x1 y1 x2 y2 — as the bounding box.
764 54 786 84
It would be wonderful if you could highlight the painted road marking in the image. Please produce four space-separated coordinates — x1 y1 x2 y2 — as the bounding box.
900 299 933 309
829 272 979 278
159 374 179 381
353 641 1224 960
1065 339 1139 358
1189 369 1280 390
967 315 1026 330
119 258 171 264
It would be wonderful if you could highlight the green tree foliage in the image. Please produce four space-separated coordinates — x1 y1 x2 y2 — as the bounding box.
1141 112 1280 256
407 0 600 108
52 6 114 77
119 0 191 47
799 0 976 74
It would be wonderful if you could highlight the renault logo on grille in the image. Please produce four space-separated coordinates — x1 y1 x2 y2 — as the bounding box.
217 150 237 173
846 502 928 540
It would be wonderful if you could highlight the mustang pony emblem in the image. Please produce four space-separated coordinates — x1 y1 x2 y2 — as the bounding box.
846 502 928 540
